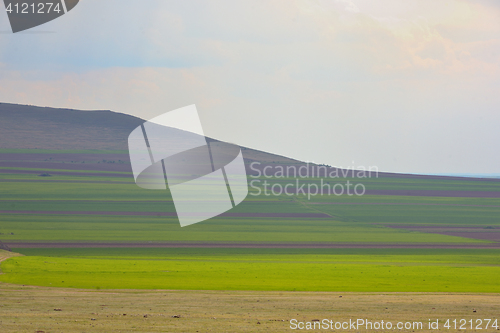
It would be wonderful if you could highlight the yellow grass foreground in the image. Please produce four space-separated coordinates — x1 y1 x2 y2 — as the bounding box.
0 281 499 332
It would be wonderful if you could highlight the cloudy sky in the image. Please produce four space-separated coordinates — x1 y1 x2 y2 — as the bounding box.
1 0 499 174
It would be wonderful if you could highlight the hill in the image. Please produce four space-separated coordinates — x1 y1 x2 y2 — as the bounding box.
0 103 143 150
0 102 299 165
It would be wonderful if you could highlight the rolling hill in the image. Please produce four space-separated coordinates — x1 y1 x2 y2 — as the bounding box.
0 102 299 165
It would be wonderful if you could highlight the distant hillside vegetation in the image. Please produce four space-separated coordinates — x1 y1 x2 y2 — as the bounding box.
0 102 299 164
0 103 143 150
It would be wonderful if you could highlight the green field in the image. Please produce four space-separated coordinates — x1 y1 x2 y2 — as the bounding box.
1 127 499 332
0 214 483 243
1 150 499 297
1 161 499 244
2 248 500 292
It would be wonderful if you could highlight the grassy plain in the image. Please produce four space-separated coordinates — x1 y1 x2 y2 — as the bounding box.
1 248 500 292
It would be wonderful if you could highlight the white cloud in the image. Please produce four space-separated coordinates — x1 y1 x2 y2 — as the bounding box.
334 0 360 13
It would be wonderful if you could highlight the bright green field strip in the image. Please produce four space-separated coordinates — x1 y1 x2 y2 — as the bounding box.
15 248 500 265
2 254 500 292
0 215 482 243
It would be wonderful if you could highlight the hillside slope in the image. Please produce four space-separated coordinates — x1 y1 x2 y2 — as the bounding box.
0 103 144 150
0 102 299 165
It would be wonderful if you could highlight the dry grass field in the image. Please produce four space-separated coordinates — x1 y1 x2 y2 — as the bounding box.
1 283 499 332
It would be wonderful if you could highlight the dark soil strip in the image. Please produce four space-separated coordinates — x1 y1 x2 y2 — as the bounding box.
5 242 500 249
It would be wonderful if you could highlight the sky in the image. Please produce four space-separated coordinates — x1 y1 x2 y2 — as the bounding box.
0 0 499 174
